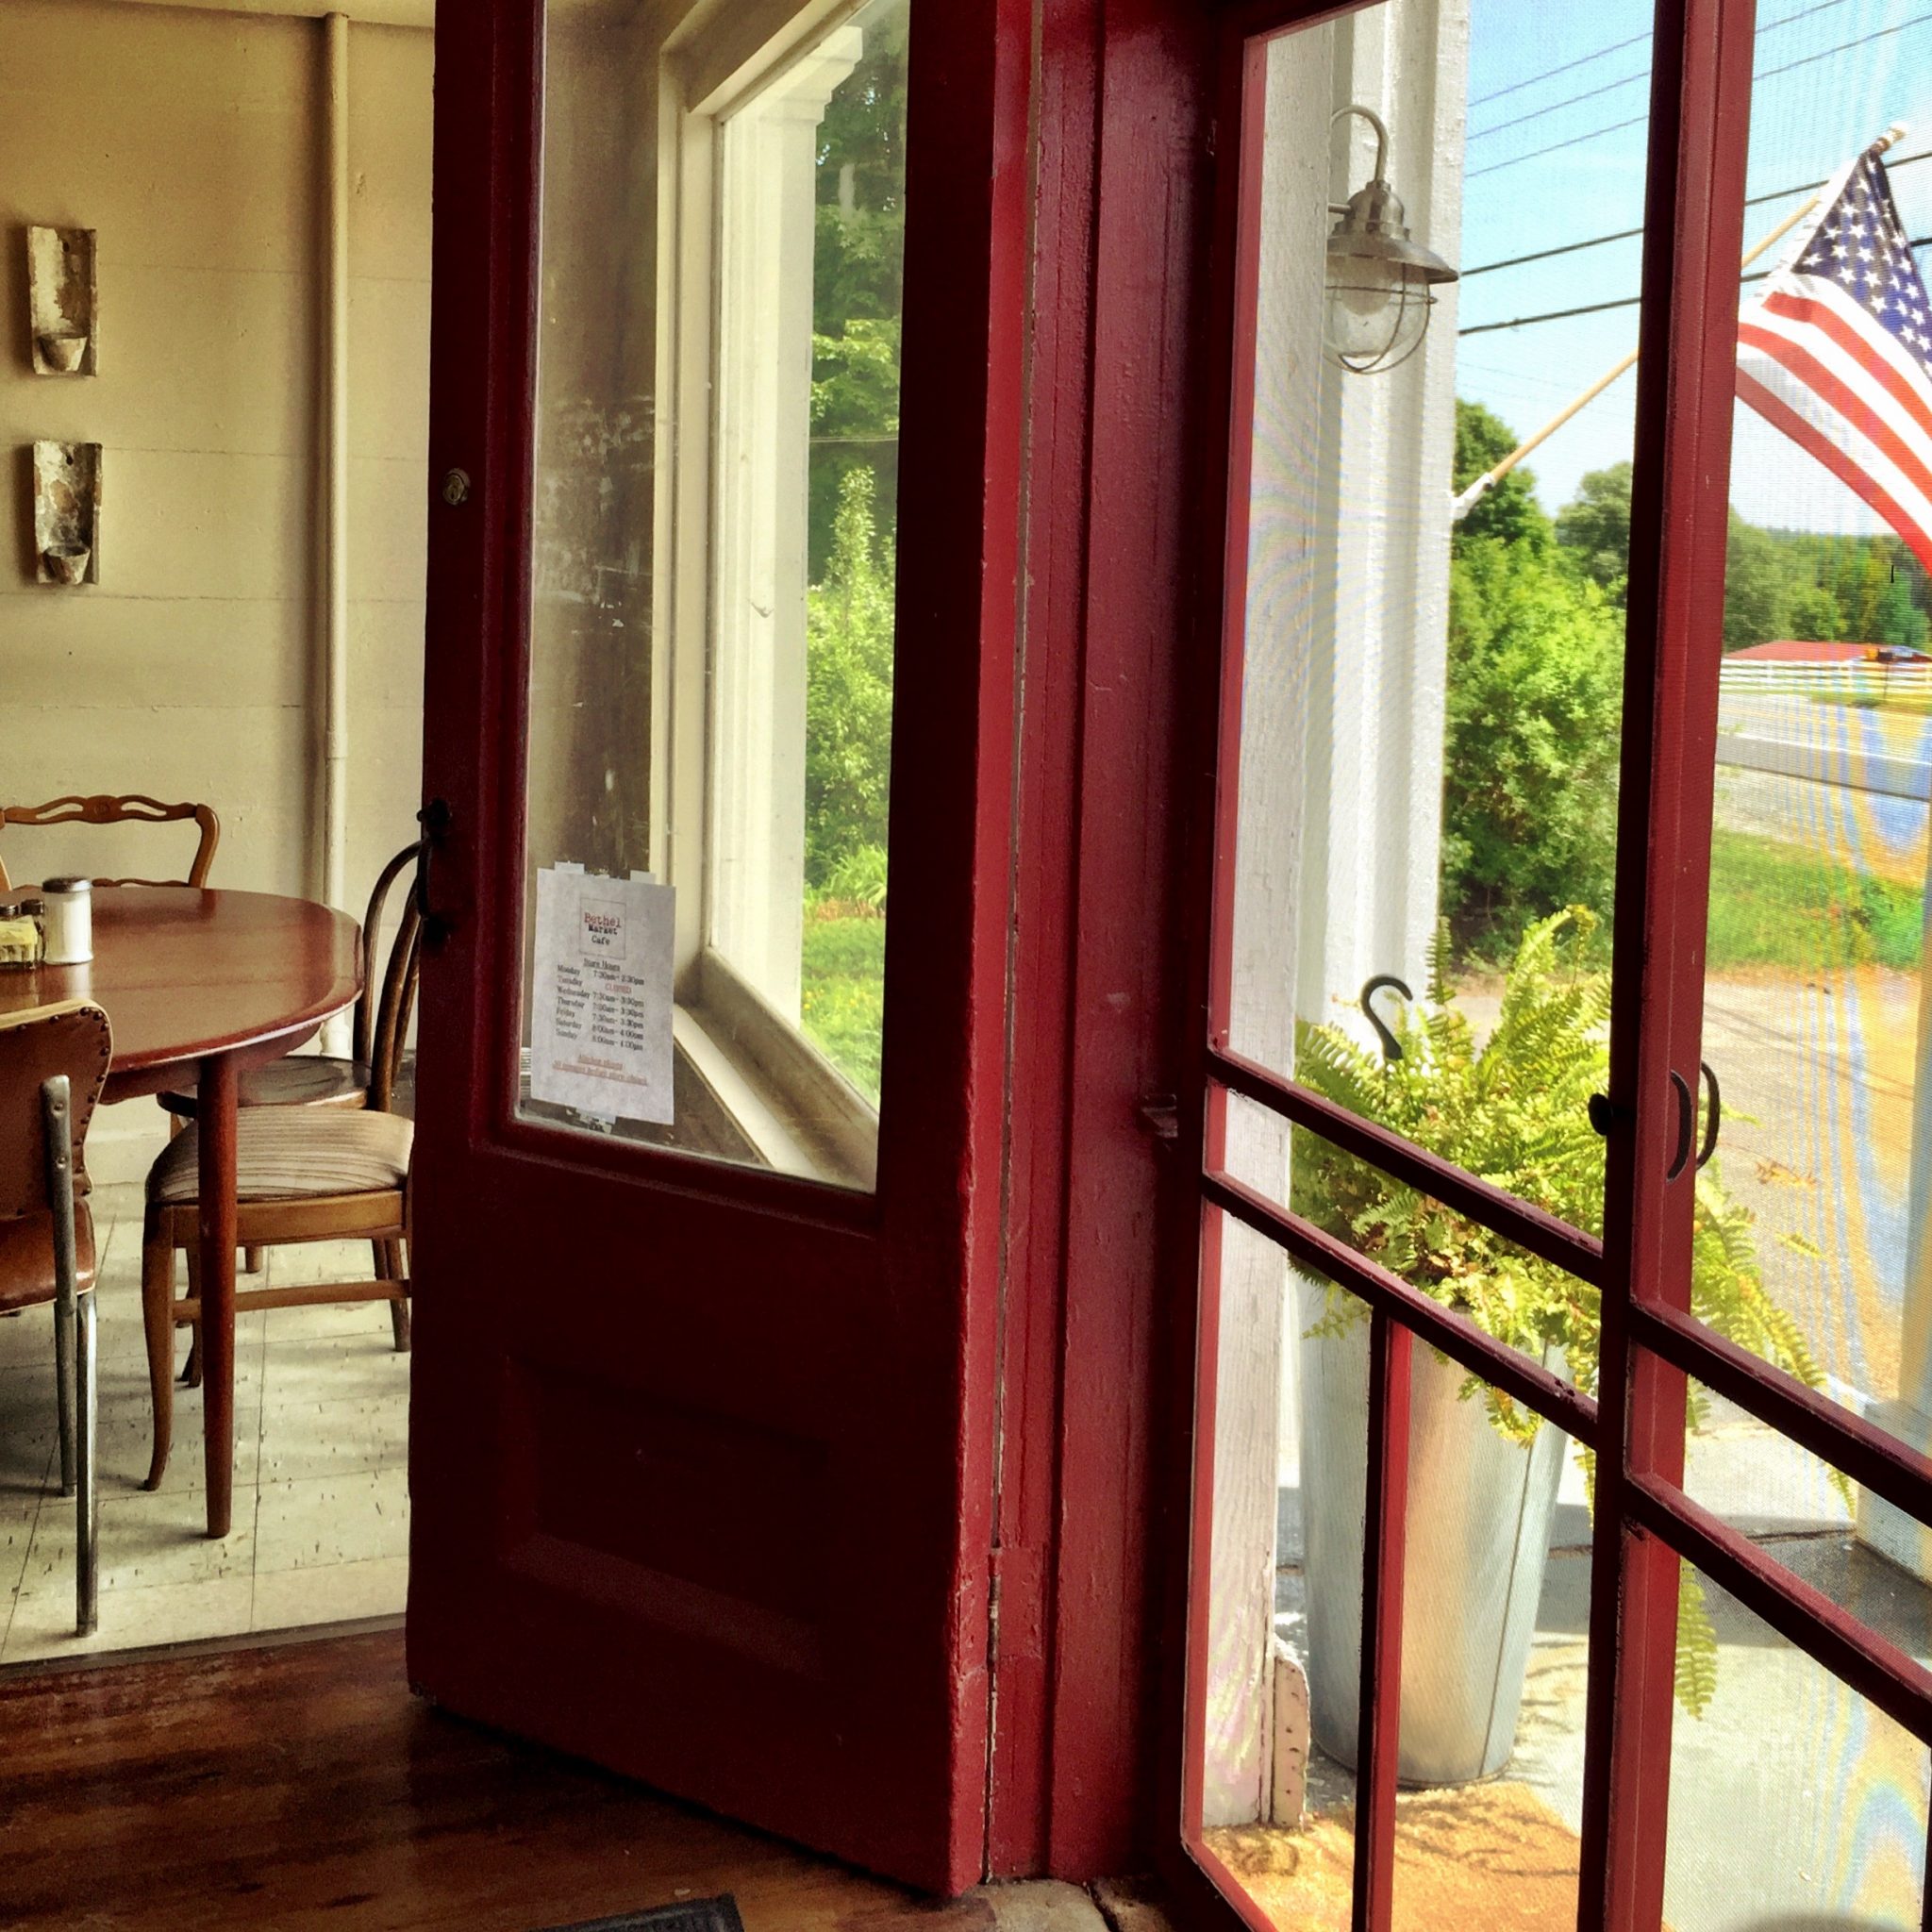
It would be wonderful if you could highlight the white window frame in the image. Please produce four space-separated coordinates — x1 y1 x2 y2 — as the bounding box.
653 0 887 1190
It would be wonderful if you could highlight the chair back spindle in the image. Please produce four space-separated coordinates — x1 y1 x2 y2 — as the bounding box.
353 841 425 1076
367 887 424 1117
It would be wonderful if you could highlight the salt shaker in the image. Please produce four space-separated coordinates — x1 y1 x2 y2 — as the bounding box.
42 877 93 966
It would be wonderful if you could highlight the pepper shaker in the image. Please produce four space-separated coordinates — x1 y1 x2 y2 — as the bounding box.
42 877 93 966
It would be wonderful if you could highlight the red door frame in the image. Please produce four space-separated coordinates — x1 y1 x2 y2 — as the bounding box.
411 0 1032 1894
1146 0 1932 1926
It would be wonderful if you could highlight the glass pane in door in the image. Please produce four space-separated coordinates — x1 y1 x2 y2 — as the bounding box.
515 0 908 1191
1663 1562 1928 1929
1694 0 1932 1550
1222 0 1653 1263
1192 0 1656 1915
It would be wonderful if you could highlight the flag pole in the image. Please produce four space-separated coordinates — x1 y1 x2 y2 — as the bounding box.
1451 123 1908 522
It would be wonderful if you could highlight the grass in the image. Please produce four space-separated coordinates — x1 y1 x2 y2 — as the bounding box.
1804 691 1932 714
796 832 1923 1104
1705 827 1923 974
800 906 886 1103
1451 829 1924 984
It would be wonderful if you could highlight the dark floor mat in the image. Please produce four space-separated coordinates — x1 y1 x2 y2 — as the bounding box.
537 1903 744 1932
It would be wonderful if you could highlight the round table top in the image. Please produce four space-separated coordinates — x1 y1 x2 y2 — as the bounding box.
0 887 361 1099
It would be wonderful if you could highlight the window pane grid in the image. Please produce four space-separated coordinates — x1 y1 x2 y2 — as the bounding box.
1625 1469 1932 1746
1208 1044 1608 1286
1633 1298 1932 1532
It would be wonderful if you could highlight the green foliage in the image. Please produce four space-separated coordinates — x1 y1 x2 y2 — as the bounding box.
808 4 908 575
1674 1566 1721 1718
1453 401 1550 552
1441 537 1624 961
1724 512 1793 653
806 469 896 891
800 910 887 1101
822 841 890 912
1554 461 1632 603
1544 451 1929 650
1291 909 1838 1715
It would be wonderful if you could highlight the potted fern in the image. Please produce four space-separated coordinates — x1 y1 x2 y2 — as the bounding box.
1289 908 1829 1784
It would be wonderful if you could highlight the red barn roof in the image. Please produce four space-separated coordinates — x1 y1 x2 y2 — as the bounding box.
1728 640 1931 662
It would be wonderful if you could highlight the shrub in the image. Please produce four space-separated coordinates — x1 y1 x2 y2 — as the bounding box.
1441 538 1624 962
805 469 895 890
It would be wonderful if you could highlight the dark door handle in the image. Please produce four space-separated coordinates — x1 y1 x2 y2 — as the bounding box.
416 797 453 946
1667 1069 1695 1182
1696 1060 1721 1171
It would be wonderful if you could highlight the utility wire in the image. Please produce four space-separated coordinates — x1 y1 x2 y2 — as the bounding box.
1468 24 1649 111
1458 233 1932 336
1469 64 1646 144
1468 0 1856 142
1466 0 1853 113
1462 149 1932 278
1468 10 1932 181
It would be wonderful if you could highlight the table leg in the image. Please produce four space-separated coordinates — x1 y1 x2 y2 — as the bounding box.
197 1056 239 1539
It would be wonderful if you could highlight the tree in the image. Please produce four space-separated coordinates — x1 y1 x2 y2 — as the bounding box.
808 6 909 575
1441 535 1624 958
1555 461 1632 603
1722 512 1790 652
805 468 896 888
1453 400 1550 552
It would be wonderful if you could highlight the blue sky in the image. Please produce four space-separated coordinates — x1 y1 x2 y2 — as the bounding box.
1453 0 1932 532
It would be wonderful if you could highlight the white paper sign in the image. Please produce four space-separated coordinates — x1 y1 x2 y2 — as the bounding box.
530 865 675 1125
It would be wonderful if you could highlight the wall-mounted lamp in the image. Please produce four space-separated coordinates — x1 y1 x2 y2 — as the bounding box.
1324 106 1458 375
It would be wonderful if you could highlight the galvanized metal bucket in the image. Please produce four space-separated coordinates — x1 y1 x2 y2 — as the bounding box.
1295 1281 1568 1787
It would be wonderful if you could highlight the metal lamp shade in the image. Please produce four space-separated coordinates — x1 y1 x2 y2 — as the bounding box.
1323 170 1458 376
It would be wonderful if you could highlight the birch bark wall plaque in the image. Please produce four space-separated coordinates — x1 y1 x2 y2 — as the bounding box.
32 441 101 585
26 226 97 375
530 864 675 1124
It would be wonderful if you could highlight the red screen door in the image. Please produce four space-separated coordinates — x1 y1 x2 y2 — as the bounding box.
405 0 1024 1893
1162 0 1932 1927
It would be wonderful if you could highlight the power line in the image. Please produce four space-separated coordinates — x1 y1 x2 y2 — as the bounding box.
1468 10 1932 181
1469 64 1647 145
1466 0 1853 115
1458 232 1932 336
1468 25 1650 112
1468 0 1859 143
1461 149 1932 279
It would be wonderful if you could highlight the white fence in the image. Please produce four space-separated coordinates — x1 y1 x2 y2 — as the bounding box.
1719 658 1932 696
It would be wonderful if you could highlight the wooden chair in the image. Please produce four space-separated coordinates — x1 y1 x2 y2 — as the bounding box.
0 794 221 891
140 888 421 1519
159 841 422 1121
0 1002 112 1635
158 841 423 1333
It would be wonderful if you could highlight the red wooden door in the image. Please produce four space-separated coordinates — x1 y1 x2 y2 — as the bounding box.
1156 0 1932 1926
405 0 1027 1894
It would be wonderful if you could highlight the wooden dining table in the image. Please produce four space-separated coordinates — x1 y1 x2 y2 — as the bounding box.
0 887 361 1536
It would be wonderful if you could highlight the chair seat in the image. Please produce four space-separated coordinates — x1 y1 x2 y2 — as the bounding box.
158 1056 370 1117
0 1201 96 1312
147 1110 413 1207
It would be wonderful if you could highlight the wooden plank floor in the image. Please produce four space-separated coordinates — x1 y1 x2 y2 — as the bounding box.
0 1627 997 1930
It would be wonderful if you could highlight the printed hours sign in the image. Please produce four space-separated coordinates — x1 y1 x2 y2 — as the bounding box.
529 864 675 1124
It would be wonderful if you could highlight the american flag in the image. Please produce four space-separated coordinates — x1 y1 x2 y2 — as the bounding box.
1737 142 1932 574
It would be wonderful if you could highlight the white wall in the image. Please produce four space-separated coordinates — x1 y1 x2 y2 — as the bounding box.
0 0 432 1173
1203 0 1469 1829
